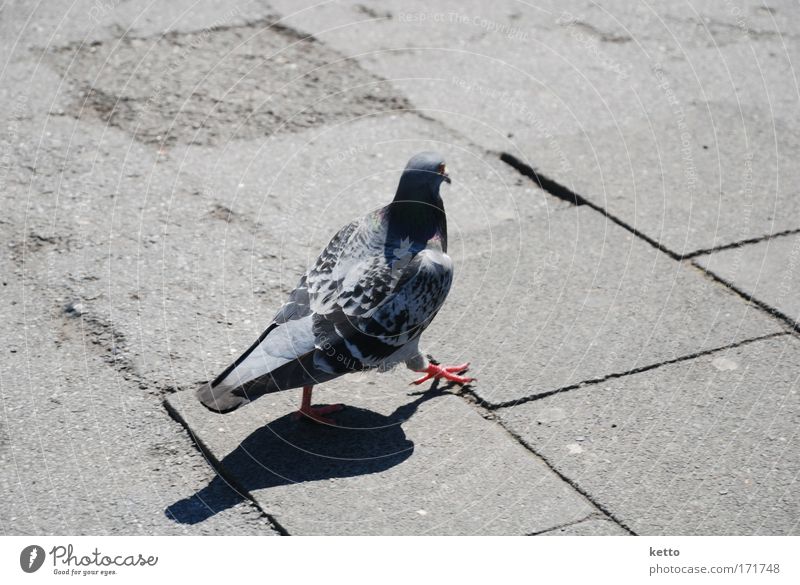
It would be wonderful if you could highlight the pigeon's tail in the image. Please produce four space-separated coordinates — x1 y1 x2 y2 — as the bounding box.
196 379 272 414
197 315 337 413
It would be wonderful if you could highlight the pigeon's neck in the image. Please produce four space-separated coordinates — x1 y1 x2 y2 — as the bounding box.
387 186 447 252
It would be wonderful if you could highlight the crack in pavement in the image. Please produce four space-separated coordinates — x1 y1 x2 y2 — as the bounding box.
691 263 800 335
484 331 789 410
162 398 290 535
682 227 800 260
499 150 800 336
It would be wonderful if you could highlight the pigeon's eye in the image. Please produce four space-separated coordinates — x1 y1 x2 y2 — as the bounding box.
437 163 447 175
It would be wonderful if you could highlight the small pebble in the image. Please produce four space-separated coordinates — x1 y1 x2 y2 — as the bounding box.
63 301 84 317
712 357 738 371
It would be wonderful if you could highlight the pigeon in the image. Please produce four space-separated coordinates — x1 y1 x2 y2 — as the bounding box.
197 151 474 424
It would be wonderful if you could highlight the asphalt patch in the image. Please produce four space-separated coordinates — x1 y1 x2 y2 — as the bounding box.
48 18 410 146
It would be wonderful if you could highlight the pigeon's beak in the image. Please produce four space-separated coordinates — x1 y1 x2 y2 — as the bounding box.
440 165 451 184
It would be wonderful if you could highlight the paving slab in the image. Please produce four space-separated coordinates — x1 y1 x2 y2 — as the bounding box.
694 233 800 325
497 335 800 535
432 205 783 406
653 34 800 121
165 377 596 535
530 101 800 256
553 0 799 53
571 0 792 114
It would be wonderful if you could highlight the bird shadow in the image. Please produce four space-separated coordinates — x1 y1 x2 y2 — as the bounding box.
165 387 443 525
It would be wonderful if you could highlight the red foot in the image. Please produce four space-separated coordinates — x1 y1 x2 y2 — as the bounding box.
293 403 344 425
411 362 475 386
294 385 344 425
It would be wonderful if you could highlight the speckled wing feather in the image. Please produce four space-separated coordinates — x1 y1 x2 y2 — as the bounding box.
270 209 384 324
305 212 453 374
347 246 452 366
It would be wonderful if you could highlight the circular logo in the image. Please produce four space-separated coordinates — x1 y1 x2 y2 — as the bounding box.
20 545 45 573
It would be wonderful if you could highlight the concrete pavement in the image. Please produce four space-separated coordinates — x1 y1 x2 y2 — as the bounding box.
2 0 798 534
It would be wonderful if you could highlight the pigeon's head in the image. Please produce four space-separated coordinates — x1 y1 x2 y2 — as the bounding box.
390 152 450 246
395 152 451 202
404 151 451 185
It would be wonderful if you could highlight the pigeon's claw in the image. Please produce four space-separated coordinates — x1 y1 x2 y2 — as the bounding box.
294 403 344 425
411 362 475 386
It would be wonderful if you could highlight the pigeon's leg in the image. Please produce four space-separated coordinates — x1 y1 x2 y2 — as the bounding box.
411 362 475 386
294 385 344 425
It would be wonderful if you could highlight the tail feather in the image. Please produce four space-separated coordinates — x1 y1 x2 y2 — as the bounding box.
197 315 338 414
197 378 272 413
197 350 341 413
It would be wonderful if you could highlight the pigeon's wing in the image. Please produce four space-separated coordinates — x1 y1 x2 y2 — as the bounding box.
309 244 453 374
271 208 386 324
197 212 383 412
197 208 452 413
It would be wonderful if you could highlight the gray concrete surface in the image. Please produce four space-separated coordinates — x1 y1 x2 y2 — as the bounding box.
497 335 800 535
0 250 276 535
2 0 798 535
528 101 800 256
435 205 783 407
695 232 800 326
